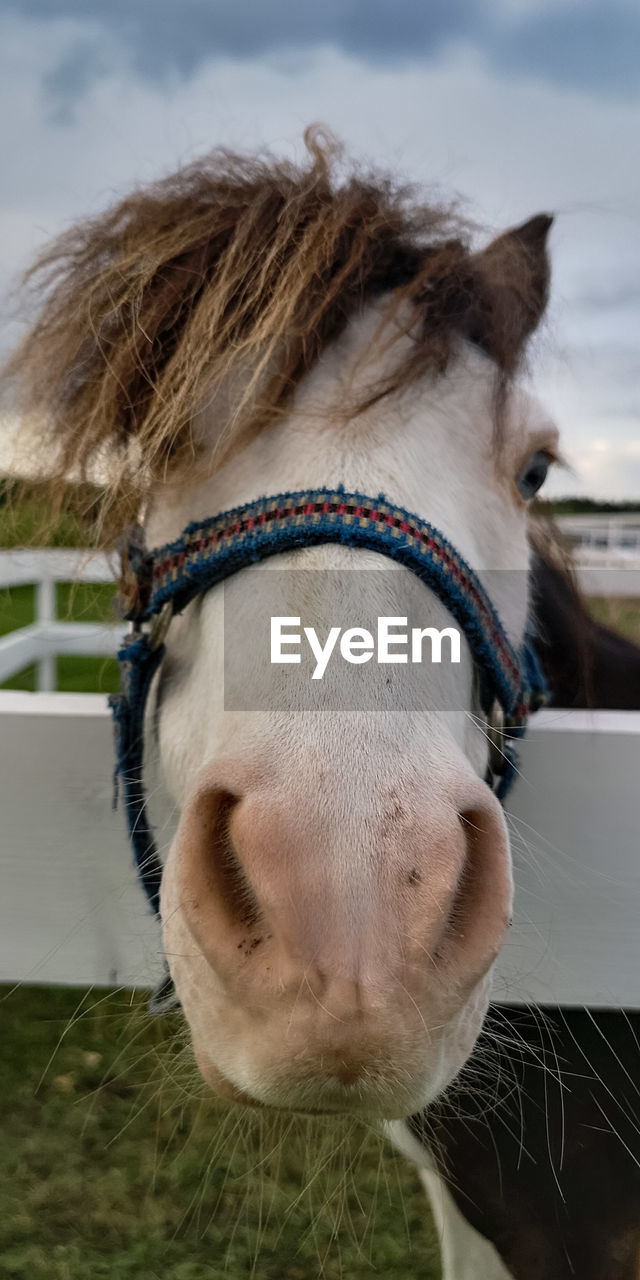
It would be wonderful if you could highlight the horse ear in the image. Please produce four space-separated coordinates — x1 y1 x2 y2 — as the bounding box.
464 214 553 369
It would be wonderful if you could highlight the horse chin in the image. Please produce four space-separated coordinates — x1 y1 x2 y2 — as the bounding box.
185 971 493 1123
191 1052 428 1120
190 1049 263 1108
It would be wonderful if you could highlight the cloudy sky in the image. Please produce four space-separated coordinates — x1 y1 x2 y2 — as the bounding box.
1 0 639 498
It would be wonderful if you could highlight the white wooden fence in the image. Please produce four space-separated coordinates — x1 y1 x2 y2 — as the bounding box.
557 512 640 552
0 549 123 690
1 550 639 1007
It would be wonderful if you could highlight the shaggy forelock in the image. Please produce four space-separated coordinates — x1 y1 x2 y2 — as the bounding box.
2 127 542 543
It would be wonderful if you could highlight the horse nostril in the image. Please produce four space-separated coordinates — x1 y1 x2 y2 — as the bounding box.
201 789 262 931
436 805 509 965
449 809 486 936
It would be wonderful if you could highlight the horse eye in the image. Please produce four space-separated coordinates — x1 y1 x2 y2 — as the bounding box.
516 450 551 500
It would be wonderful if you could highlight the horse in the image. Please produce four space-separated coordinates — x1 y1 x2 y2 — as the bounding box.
6 130 626 1277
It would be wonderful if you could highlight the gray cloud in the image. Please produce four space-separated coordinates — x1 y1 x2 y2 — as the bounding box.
42 37 109 123
2 0 639 110
492 4 640 99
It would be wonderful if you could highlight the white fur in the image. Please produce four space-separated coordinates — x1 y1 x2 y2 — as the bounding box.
387 1122 517 1279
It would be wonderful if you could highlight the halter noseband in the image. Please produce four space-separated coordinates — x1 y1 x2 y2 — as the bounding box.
110 487 547 923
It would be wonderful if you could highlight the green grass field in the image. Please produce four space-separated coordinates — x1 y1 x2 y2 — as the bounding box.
0 986 441 1280
586 595 640 645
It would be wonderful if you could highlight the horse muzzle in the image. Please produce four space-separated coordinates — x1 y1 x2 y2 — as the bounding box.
159 754 512 1117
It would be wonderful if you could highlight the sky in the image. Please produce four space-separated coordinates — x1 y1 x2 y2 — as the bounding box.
1 0 639 498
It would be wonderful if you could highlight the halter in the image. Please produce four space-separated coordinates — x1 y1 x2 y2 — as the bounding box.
110 486 547 927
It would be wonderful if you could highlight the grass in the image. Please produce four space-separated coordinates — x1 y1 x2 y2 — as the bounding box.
586 595 640 645
0 985 442 1280
0 485 100 549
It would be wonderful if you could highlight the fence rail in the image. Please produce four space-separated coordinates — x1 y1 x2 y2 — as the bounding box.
556 514 640 571
1 693 639 1006
557 512 640 549
1 549 639 1005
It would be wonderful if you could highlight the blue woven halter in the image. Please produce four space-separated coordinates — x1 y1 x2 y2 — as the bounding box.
110 487 547 924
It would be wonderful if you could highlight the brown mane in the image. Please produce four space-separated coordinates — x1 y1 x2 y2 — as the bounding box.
2 128 549 544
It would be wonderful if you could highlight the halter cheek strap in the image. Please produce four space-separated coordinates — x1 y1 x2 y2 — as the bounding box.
109 487 548 922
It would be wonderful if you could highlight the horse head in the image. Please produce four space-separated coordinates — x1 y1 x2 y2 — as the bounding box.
7 135 559 1119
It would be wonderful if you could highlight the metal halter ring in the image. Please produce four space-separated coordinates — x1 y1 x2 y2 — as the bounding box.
147 600 173 650
128 600 174 651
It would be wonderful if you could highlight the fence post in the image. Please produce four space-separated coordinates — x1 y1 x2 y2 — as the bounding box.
36 575 56 692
